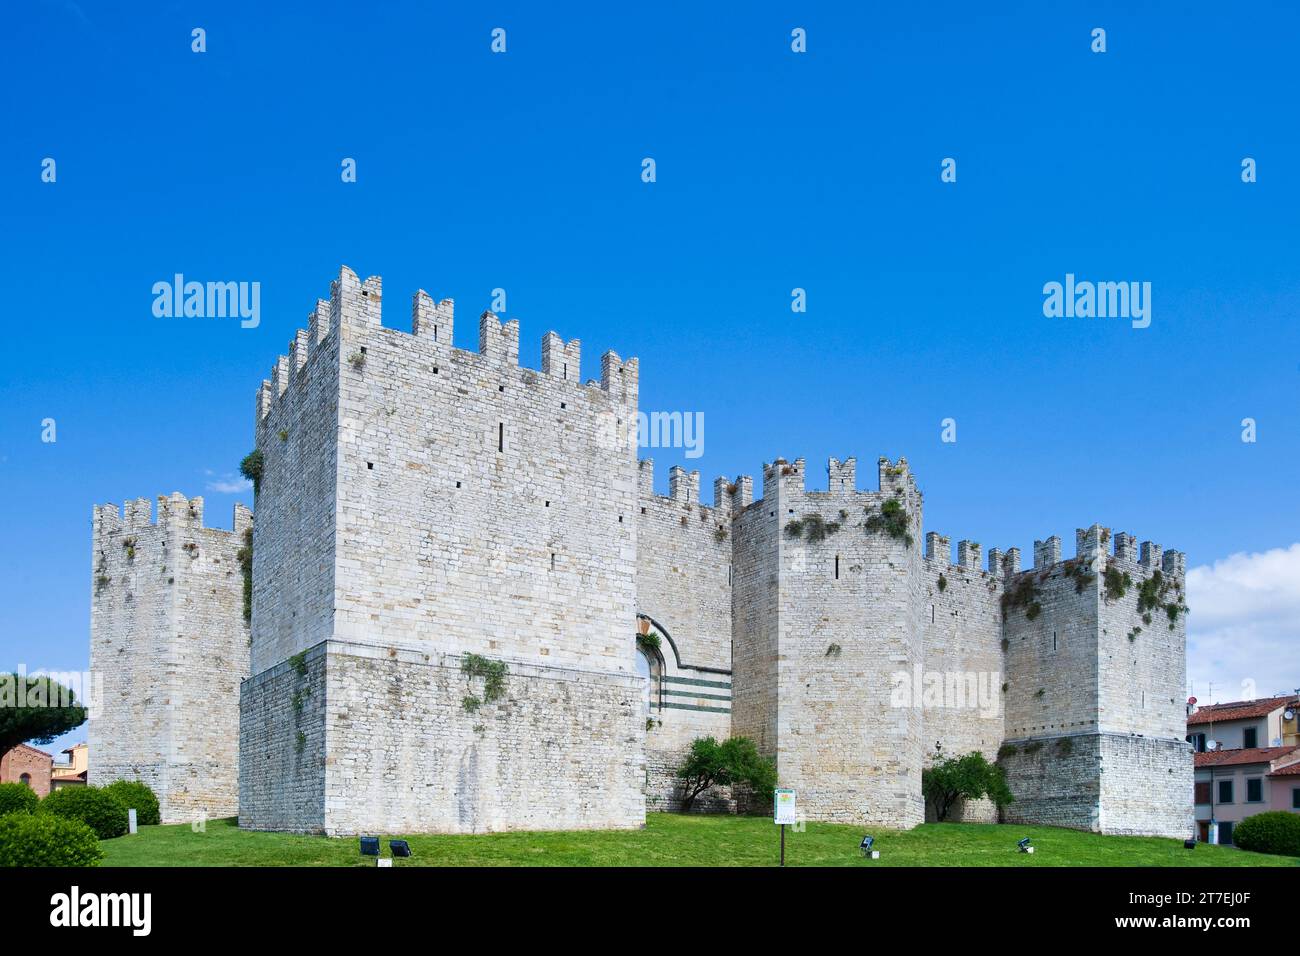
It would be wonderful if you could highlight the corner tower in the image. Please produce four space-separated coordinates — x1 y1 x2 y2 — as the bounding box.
238 267 645 835
89 494 251 822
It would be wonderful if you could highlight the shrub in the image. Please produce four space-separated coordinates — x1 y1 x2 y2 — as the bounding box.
239 449 264 495
675 736 776 812
922 748 1015 821
0 782 39 816
0 812 102 867
1233 812 1300 857
39 785 129 839
102 780 161 826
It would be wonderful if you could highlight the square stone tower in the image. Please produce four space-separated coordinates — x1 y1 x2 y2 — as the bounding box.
998 526 1192 837
89 494 251 823
238 267 645 835
731 456 927 828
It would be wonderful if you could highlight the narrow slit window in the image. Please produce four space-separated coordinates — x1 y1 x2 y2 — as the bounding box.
498 423 504 452
834 555 840 579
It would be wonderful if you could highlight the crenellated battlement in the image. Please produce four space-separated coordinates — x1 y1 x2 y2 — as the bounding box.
255 266 640 428
828 456 856 494
93 494 251 540
1020 525 1184 582
637 458 746 515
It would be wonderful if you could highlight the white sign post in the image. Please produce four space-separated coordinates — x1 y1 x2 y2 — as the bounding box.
128 809 138 835
774 788 796 866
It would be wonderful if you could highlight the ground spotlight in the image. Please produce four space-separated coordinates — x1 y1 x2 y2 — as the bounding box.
390 839 412 858
1018 837 1034 854
859 835 879 859
360 836 379 856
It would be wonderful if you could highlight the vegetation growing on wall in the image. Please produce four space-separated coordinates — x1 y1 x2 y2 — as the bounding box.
1062 559 1096 594
239 450 264 495
864 498 913 547
237 527 253 627
785 512 841 543
1103 563 1132 603
1000 575 1042 621
461 653 508 713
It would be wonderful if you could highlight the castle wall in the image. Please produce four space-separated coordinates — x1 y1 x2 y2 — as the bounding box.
635 460 735 810
237 642 327 832
241 642 644 834
730 482 780 761
919 541 1006 823
89 495 251 823
249 295 340 676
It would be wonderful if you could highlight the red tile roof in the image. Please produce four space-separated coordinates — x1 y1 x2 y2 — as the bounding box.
1194 746 1299 768
1268 761 1300 777
3 743 53 760
1187 695 1297 726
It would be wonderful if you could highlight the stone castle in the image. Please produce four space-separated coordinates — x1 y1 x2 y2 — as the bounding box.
88 266 1193 837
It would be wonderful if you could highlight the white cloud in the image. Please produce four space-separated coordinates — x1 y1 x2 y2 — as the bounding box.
1186 543 1300 705
205 473 252 495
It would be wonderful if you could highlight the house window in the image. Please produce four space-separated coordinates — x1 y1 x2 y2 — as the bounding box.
1218 779 1234 804
1218 821 1235 845
1194 781 1211 804
1243 727 1258 749
1246 778 1264 803
1187 733 1207 753
1292 788 1300 810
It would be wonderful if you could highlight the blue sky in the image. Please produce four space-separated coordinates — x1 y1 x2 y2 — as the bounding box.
2 1 1297 755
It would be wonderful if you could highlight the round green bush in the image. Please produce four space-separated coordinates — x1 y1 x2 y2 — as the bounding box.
0 812 103 866
1233 811 1300 856
0 782 39 816
39 785 128 840
102 780 161 826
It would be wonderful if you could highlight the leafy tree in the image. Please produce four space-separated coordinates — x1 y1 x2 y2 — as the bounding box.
0 674 88 755
923 748 1014 822
675 736 776 812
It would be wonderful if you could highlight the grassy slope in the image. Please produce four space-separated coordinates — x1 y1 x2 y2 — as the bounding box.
100 813 1299 867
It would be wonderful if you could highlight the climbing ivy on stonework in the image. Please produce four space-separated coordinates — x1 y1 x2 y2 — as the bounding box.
237 527 253 626
637 631 662 654
1103 563 1132 603
1000 575 1042 621
1062 559 1096 594
785 512 841 543
462 653 508 713
288 651 308 678
937 573 948 593
864 498 913 547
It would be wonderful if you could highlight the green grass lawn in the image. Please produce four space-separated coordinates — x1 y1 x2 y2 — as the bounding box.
99 813 1299 867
